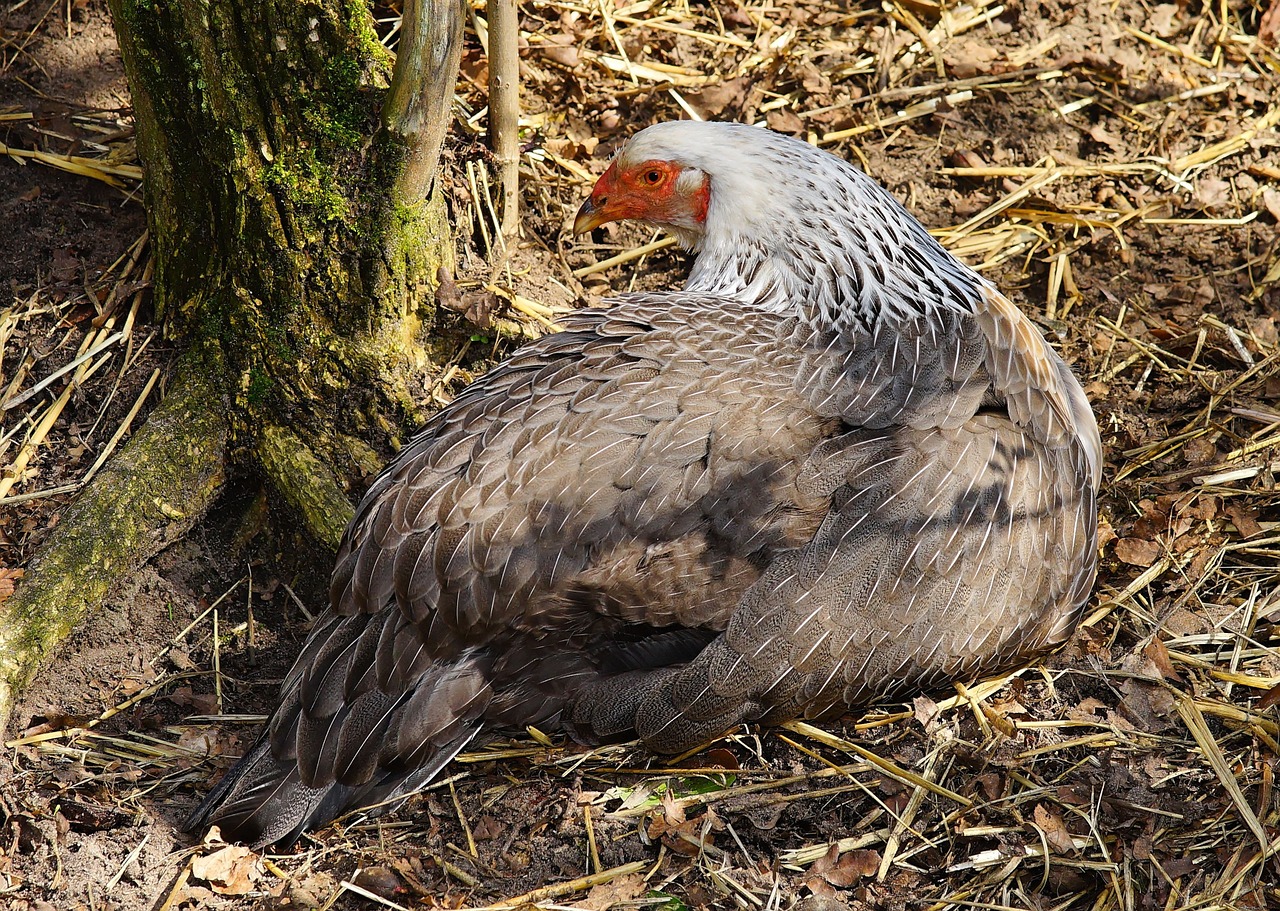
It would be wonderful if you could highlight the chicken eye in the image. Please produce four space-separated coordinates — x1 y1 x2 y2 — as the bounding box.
643 169 664 185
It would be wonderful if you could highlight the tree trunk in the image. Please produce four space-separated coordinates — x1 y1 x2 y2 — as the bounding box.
0 0 466 733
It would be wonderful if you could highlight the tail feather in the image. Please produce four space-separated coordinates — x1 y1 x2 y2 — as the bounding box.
186 644 493 847
184 725 481 847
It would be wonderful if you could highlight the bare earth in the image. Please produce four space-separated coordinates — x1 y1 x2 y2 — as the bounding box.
2 1 1279 909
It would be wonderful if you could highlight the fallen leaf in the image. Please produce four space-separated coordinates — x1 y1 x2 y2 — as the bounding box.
1224 503 1263 539
1142 637 1181 682
581 873 647 910
913 693 941 731
687 77 752 118
191 845 260 896
946 38 1000 78
472 814 506 841
808 843 881 887
1148 4 1182 38
1257 681 1280 711
1194 178 1231 211
1032 803 1077 854
1262 188 1280 222
1261 0 1280 47
352 867 402 901
766 107 804 134
1115 537 1161 566
0 568 24 605
1088 124 1122 149
1117 677 1177 732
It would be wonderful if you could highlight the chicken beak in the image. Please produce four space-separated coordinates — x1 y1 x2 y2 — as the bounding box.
573 196 609 235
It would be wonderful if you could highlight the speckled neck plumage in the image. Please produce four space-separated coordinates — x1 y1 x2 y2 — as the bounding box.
626 121 985 333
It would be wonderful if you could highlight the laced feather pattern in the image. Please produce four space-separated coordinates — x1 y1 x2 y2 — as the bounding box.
186 121 1100 847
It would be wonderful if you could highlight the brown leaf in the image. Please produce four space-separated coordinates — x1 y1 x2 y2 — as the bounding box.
1117 677 1176 732
191 845 260 895
824 849 881 885
912 693 941 731
1262 188 1280 222
580 873 647 910
1194 178 1231 211
1260 0 1280 47
687 77 751 118
945 38 999 78
1096 515 1116 550
765 108 804 135
1115 537 1161 566
700 747 740 772
1087 124 1122 149
0 568 24 605
1141 637 1181 682
1032 803 1076 854
352 867 403 901
809 843 881 886
542 45 581 70
1224 503 1263 539
472 814 506 841
974 771 1003 801
1256 681 1280 711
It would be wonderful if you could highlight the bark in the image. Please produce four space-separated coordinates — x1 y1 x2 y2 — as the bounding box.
108 0 454 477
0 0 464 732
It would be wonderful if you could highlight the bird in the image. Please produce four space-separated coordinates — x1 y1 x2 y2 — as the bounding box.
186 120 1100 847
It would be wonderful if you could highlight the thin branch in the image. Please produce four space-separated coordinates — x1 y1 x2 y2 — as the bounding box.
488 0 520 239
380 0 466 206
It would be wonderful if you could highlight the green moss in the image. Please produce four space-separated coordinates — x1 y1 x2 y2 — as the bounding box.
264 323 296 361
264 149 349 222
346 1 393 75
247 367 272 405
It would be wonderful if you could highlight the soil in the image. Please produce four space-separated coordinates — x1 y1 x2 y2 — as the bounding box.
2 1 1279 910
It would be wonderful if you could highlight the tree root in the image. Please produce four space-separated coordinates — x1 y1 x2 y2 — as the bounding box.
255 422 355 552
0 351 230 736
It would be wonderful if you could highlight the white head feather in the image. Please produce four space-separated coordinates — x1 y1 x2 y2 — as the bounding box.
611 121 985 331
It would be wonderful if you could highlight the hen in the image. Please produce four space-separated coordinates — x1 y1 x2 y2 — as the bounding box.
187 120 1100 846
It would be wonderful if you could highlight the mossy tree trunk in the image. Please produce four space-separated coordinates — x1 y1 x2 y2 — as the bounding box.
0 0 466 732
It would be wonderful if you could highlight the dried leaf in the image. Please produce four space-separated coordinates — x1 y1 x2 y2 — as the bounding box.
1262 188 1280 222
1194 178 1231 211
913 693 941 731
472 814 506 841
1224 503 1263 539
0 568 24 606
1115 537 1161 566
1261 0 1280 47
687 77 751 118
581 873 647 910
1032 803 1077 854
352 866 403 901
191 845 260 896
1142 637 1180 682
766 108 804 134
809 842 881 886
1117 677 1176 732
1257 681 1280 711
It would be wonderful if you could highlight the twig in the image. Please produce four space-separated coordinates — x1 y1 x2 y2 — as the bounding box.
487 0 520 241
379 0 466 205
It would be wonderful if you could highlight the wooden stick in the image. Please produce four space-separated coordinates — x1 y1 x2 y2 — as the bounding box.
487 0 520 240
380 0 466 206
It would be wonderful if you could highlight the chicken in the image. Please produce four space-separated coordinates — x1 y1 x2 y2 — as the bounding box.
186 120 1100 846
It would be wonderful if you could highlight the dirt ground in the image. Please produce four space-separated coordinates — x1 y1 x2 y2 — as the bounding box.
2 0 1280 909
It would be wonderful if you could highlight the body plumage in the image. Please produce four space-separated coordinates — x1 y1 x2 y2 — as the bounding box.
188 121 1100 846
